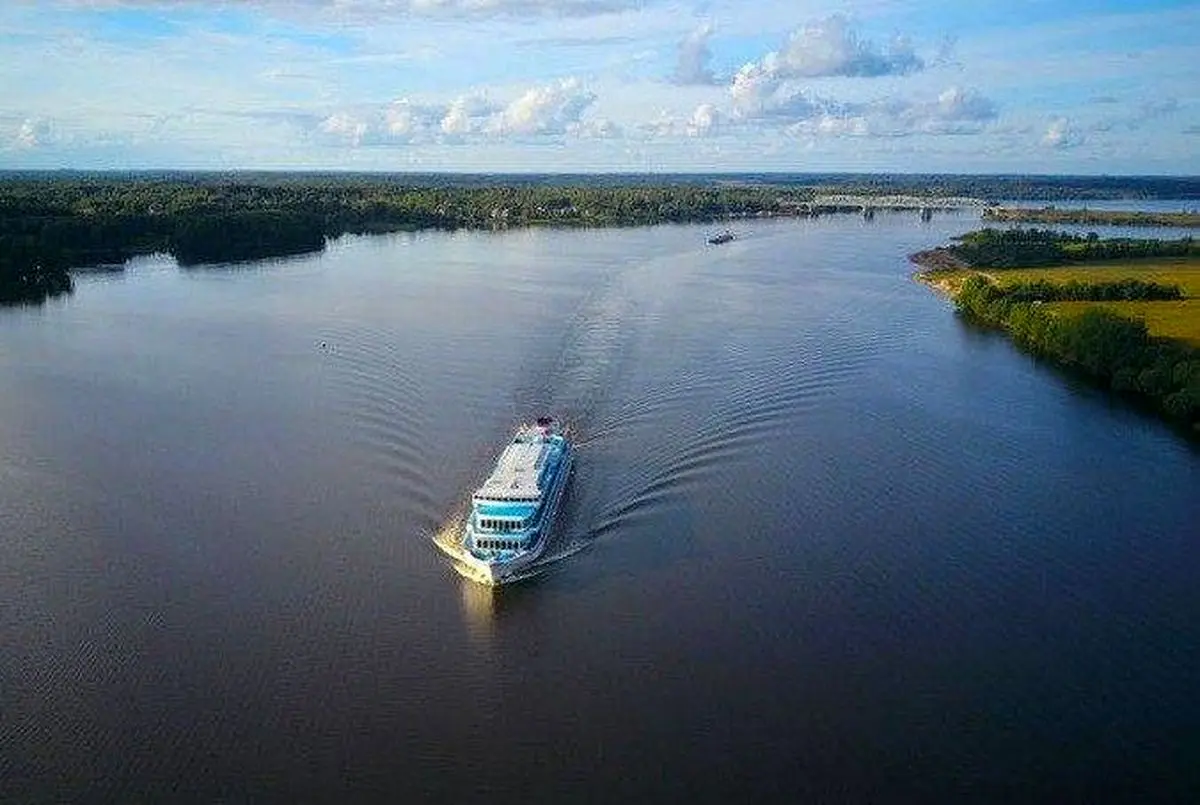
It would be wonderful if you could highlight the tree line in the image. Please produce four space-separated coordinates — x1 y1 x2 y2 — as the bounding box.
1000 279 1182 303
947 228 1199 269
1 176 822 303
954 275 1200 436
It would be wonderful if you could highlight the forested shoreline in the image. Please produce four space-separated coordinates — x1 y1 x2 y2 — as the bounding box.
1 178 822 303
912 229 1200 439
983 207 1200 228
5 173 1200 304
928 227 1199 268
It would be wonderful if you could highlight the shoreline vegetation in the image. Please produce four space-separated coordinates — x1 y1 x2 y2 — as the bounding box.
912 229 1200 439
983 206 1200 228
4 172 1200 304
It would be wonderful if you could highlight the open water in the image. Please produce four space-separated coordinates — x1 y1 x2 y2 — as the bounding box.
2 212 1197 803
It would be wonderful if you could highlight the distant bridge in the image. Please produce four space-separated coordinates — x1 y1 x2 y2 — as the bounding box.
812 194 989 210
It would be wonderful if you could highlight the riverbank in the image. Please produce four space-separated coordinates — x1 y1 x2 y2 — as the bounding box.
7 173 1200 305
983 206 1200 228
912 242 1200 439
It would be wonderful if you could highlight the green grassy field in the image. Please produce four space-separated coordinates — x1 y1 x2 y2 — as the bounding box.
993 257 1200 296
994 258 1200 346
1045 300 1200 346
917 257 1200 346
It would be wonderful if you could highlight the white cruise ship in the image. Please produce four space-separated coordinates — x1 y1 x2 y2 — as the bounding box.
455 417 573 586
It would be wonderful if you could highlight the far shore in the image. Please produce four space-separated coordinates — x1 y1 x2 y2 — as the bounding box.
982 206 1200 228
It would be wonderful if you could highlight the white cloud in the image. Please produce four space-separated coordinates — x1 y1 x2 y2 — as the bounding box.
887 86 997 134
315 79 598 145
756 15 924 80
16 118 55 148
730 82 996 138
728 17 935 125
319 112 369 145
383 99 432 139
441 95 495 136
1042 117 1084 149
730 63 828 120
573 117 622 138
487 78 596 136
673 22 716 85
686 103 720 137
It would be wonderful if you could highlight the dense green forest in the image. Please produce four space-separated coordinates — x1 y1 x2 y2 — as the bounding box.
950 274 1200 437
4 173 1199 304
0 176 823 303
998 278 1183 303
944 228 1199 269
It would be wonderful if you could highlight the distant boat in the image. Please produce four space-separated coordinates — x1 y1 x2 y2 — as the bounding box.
708 230 735 245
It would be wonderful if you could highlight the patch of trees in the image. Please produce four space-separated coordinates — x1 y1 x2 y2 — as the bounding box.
955 275 1200 436
983 207 1200 228
171 211 327 265
947 228 1199 269
1001 279 1183 303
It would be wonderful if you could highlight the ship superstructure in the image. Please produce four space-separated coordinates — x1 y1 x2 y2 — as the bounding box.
456 417 572 585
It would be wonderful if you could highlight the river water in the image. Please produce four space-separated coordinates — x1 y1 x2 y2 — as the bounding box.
2 212 1197 803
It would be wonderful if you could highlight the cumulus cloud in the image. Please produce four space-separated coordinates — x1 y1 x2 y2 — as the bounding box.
573 117 622 139
729 17 931 124
16 118 55 148
319 112 370 145
1042 117 1083 149
487 78 596 136
673 23 717 86
731 63 831 120
440 94 496 136
685 103 720 137
315 79 601 145
635 103 726 139
755 15 924 80
731 83 996 138
887 86 997 134
383 99 437 139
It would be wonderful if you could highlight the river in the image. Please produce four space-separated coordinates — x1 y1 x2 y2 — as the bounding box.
2 211 1197 802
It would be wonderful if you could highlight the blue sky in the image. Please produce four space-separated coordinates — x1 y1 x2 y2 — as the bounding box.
2 0 1197 173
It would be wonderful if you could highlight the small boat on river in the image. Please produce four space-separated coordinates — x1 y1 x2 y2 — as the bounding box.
455 417 573 586
707 230 735 245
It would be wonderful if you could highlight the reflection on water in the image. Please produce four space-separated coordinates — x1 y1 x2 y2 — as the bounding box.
459 579 498 640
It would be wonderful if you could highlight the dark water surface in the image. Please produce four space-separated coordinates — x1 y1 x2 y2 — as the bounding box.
2 214 1197 803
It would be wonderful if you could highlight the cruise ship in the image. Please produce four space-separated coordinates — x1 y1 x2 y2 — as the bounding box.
455 417 573 586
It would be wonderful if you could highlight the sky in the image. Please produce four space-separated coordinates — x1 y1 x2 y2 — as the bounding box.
1 0 1198 174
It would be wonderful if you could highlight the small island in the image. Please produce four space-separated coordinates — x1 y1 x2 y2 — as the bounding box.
913 228 1200 439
